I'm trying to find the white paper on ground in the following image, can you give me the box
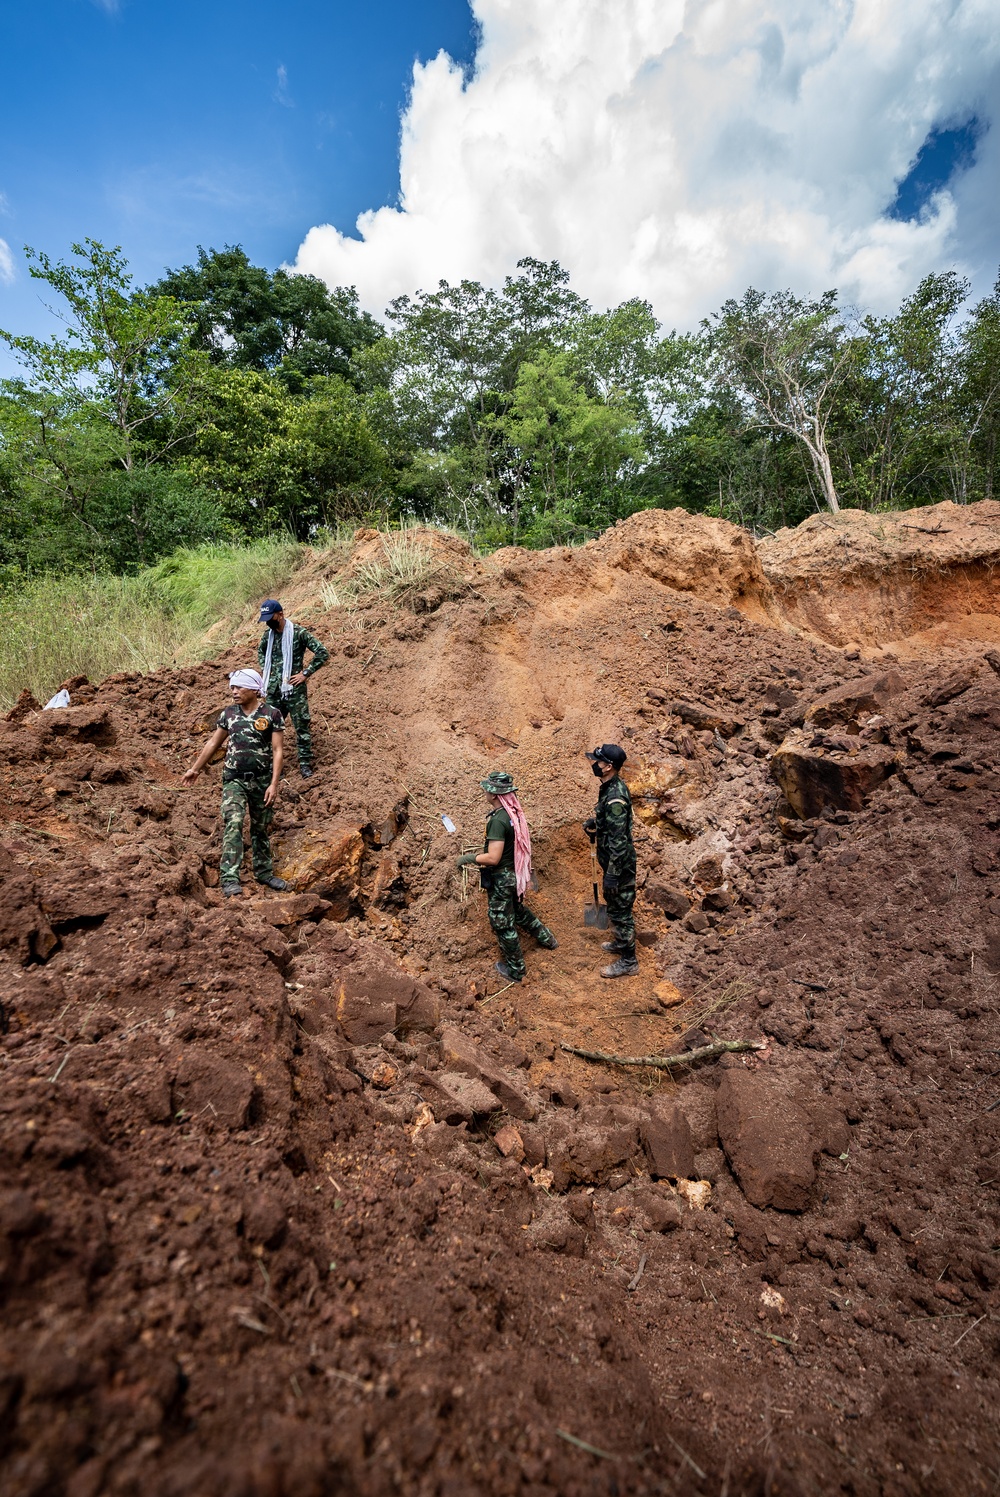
[441,815,456,834]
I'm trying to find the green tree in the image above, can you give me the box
[151,246,382,392]
[183,367,389,537]
[959,271,1000,503]
[0,240,221,570]
[490,350,645,543]
[833,272,970,509]
[708,289,853,512]
[1,239,198,472]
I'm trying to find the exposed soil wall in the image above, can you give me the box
[1,505,999,1496]
[759,500,1000,655]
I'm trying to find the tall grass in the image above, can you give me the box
[0,573,179,709]
[145,538,302,631]
[0,537,303,711]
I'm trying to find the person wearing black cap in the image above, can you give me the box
[584,744,638,977]
[257,600,329,778]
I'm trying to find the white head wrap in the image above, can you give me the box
[229,669,265,694]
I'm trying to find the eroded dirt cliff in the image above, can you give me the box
[1,505,999,1497]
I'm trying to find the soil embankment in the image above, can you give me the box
[1,504,999,1496]
[759,499,1000,657]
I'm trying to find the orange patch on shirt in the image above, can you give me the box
[253,718,270,731]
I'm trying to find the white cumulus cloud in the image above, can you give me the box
[294,0,1000,322]
[0,239,14,286]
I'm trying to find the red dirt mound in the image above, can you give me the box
[1,507,999,1496]
[760,499,1000,657]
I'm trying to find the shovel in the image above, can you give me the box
[584,835,610,929]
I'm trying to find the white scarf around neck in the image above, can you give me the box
[262,618,295,698]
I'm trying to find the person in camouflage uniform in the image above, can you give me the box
[182,669,289,897]
[257,600,330,778]
[584,744,638,978]
[457,771,557,984]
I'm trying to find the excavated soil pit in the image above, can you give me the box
[1,504,1000,1496]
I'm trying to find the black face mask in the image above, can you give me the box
[592,762,608,778]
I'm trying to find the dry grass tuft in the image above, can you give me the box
[350,529,466,609]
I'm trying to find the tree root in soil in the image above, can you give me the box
[560,1037,765,1069]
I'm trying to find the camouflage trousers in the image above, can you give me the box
[267,687,313,770]
[603,859,636,959]
[485,869,554,981]
[220,777,274,884]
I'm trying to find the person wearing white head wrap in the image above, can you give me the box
[228,668,266,694]
[182,671,290,897]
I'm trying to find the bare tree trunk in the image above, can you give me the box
[811,440,840,513]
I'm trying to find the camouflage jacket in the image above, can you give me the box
[258,623,330,699]
[595,775,634,876]
[216,703,284,783]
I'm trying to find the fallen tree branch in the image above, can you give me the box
[560,1038,765,1070]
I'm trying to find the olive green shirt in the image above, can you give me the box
[484,808,516,870]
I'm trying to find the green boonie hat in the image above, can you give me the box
[480,770,517,796]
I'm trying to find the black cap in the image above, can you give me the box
[586,743,627,769]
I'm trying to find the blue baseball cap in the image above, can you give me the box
[258,599,283,621]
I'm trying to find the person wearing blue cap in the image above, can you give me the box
[257,601,329,778]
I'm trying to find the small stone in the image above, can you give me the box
[494,1124,525,1162]
[683,909,711,934]
[760,1284,787,1316]
[647,883,691,919]
[676,1179,712,1210]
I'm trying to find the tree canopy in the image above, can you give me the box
[0,237,997,575]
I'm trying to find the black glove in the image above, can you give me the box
[603,874,619,895]
[457,853,479,868]
[583,817,597,839]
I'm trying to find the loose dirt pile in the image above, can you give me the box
[2,504,999,1497]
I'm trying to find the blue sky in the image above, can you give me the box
[0,0,477,370]
[2,0,997,377]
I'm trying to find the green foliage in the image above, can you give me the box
[0,536,304,709]
[962,273,1000,501]
[151,245,383,391]
[489,349,645,544]
[0,570,180,710]
[143,536,302,630]
[182,367,390,537]
[0,239,199,471]
[2,236,1000,574]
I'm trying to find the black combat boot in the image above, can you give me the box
[495,961,523,984]
[601,954,639,978]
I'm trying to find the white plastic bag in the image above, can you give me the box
[42,688,70,710]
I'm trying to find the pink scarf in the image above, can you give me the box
[496,791,532,898]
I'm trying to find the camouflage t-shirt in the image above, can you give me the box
[595,775,635,876]
[216,703,284,783]
[257,622,330,699]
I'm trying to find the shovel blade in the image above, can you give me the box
[584,902,611,929]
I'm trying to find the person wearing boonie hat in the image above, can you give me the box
[583,744,638,977]
[257,600,330,779]
[457,770,558,984]
[181,669,289,897]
